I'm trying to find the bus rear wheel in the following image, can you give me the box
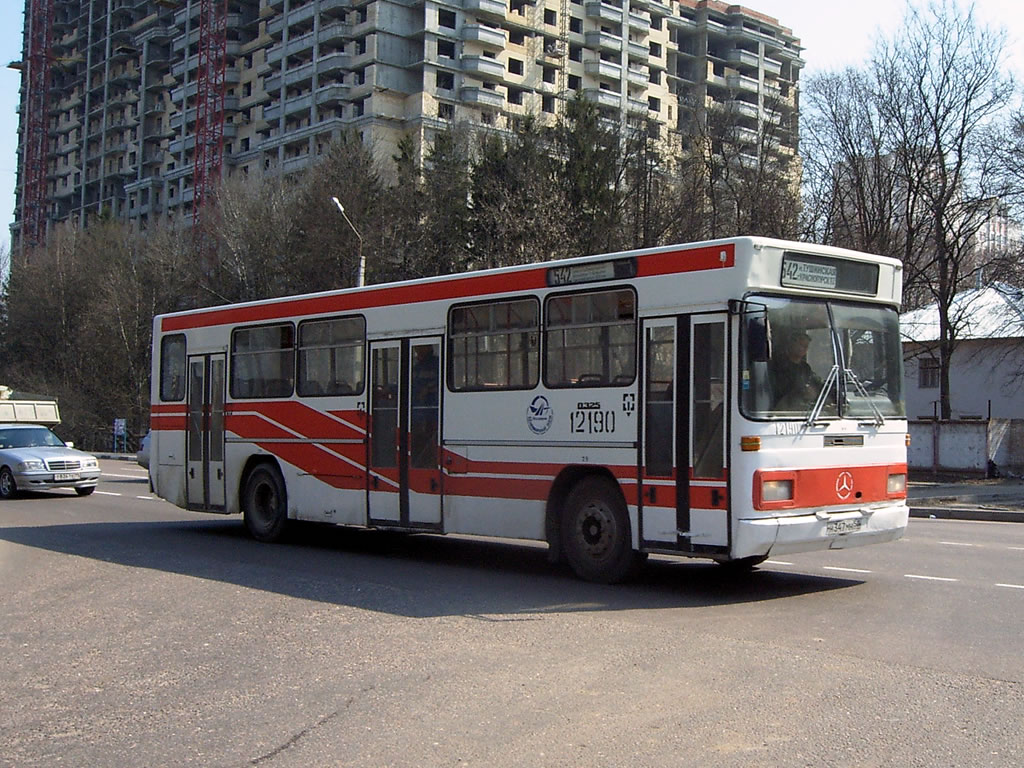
[561,476,639,583]
[243,463,288,542]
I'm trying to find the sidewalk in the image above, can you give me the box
[908,477,1024,522]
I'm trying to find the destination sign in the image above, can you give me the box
[780,252,879,295]
[547,258,637,287]
[781,259,837,289]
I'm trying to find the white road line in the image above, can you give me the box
[95,490,122,497]
[765,560,793,566]
[1009,547,1024,552]
[939,541,974,547]
[136,495,156,500]
[996,583,1024,590]
[822,566,873,574]
[905,574,959,582]
[101,472,148,480]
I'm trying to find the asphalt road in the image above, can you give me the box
[1,460,1021,767]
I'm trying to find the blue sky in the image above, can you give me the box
[0,1,1021,259]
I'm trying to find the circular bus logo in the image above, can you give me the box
[527,395,554,434]
[835,471,854,500]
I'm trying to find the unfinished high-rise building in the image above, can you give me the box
[13,0,801,250]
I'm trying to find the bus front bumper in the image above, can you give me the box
[733,502,909,559]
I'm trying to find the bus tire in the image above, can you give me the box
[0,467,17,499]
[243,463,288,542]
[561,476,638,583]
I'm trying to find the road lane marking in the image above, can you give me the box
[905,574,958,582]
[101,472,148,480]
[765,560,793,566]
[95,491,122,497]
[822,566,873,574]
[939,541,974,547]
[136,495,156,500]
[996,583,1024,590]
[1010,547,1024,552]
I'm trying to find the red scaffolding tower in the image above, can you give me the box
[21,0,55,250]
[192,0,228,224]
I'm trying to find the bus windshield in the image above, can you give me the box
[740,295,905,421]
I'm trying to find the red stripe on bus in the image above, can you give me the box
[753,463,907,510]
[226,401,366,439]
[636,243,735,276]
[151,415,186,431]
[159,244,735,332]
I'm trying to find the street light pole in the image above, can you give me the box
[330,196,365,287]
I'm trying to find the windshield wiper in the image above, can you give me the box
[805,364,839,426]
[843,368,886,426]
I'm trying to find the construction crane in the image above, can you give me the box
[20,0,55,251]
[192,0,229,225]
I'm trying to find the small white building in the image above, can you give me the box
[901,283,1024,420]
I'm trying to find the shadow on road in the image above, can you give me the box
[0,517,862,617]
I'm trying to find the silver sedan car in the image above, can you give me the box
[0,424,101,498]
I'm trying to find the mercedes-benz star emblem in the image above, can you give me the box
[835,470,854,500]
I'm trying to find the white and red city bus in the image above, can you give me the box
[149,237,909,582]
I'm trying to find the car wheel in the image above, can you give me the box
[0,467,17,499]
[75,486,96,497]
[560,476,640,583]
[243,463,288,542]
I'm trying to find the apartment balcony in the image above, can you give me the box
[264,93,314,121]
[627,9,650,33]
[626,64,648,86]
[726,73,759,94]
[315,83,350,106]
[725,99,759,120]
[585,1,623,25]
[627,40,648,60]
[585,30,622,53]
[726,48,759,70]
[583,87,621,109]
[267,31,317,66]
[584,58,622,81]
[462,55,504,81]
[763,57,783,77]
[460,86,504,109]
[319,20,351,46]
[462,24,507,51]
[464,0,507,21]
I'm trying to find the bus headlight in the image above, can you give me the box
[762,479,793,502]
[887,473,907,494]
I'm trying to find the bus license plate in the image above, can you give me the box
[54,472,80,481]
[827,517,863,536]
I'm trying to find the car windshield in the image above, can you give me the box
[740,295,905,421]
[0,427,66,449]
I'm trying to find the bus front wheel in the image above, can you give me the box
[243,463,288,542]
[561,476,639,583]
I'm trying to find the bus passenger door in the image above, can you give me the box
[367,338,443,529]
[687,314,729,550]
[639,318,679,547]
[368,341,402,524]
[407,339,442,527]
[186,353,226,511]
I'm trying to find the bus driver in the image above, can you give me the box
[770,329,823,410]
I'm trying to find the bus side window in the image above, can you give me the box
[160,334,187,401]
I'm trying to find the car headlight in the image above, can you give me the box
[83,457,99,469]
[18,460,45,472]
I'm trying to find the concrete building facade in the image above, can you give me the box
[14,0,801,248]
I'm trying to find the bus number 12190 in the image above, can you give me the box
[570,405,616,434]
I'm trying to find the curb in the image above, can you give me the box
[910,506,1024,523]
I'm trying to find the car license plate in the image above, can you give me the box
[53,472,80,481]
[827,517,863,536]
